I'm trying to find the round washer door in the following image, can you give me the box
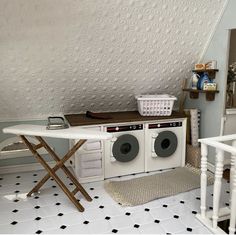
[112,134,139,162]
[154,131,177,157]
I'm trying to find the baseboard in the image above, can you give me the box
[0,161,70,174]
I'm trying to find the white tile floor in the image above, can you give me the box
[0,168,231,234]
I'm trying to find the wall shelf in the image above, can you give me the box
[192,69,219,72]
[183,88,219,101]
[184,68,219,101]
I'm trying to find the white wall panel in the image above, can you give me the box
[0,0,226,120]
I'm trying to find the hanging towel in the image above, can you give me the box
[190,109,199,147]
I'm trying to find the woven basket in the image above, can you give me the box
[186,144,201,168]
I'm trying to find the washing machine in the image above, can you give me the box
[145,119,186,172]
[104,123,145,178]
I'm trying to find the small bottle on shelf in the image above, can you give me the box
[191,73,200,90]
[197,72,212,90]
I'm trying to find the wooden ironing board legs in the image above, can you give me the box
[20,135,92,212]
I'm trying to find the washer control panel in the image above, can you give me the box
[148,122,182,129]
[107,124,143,132]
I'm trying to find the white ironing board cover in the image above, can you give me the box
[3,124,113,140]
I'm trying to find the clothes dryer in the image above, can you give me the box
[104,123,145,178]
[145,119,186,172]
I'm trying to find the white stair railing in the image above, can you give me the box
[197,135,236,234]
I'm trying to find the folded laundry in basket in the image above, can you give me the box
[80,152,102,162]
[80,168,103,178]
[81,160,102,169]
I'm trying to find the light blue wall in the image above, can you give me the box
[185,0,236,164]
[0,120,69,166]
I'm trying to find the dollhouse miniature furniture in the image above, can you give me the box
[197,134,236,234]
[65,111,186,182]
[2,124,112,212]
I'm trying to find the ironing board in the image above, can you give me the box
[2,124,112,212]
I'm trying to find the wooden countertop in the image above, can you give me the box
[64,111,186,126]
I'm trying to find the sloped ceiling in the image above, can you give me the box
[0,0,227,120]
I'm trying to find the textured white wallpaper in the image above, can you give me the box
[0,0,226,120]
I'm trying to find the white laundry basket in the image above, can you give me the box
[136,94,177,116]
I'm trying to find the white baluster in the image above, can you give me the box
[230,140,236,204]
[230,154,235,210]
[200,143,208,218]
[229,140,236,235]
[212,149,224,229]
